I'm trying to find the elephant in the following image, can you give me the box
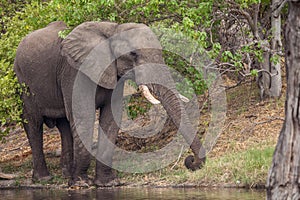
[14,21,206,186]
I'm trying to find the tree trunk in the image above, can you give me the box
[266,1,300,199]
[269,0,283,98]
[259,0,283,100]
[260,45,271,99]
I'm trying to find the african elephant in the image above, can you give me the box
[14,21,206,186]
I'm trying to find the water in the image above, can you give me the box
[0,188,265,200]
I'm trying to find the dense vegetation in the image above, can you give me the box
[0,0,285,139]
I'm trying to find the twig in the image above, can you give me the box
[230,7,260,39]
[215,61,279,90]
[171,145,184,170]
[223,78,254,90]
[241,116,284,134]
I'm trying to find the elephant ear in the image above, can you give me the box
[61,22,118,89]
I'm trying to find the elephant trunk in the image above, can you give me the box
[148,84,206,171]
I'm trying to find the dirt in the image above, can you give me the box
[0,78,285,189]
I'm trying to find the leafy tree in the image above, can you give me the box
[206,0,287,100]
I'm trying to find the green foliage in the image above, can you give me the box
[0,0,216,138]
[165,53,207,97]
[236,0,261,8]
[0,0,31,35]
[124,81,152,120]
[0,0,66,134]
[250,69,259,77]
[270,54,280,65]
[2,0,275,138]
[126,94,152,120]
[208,0,283,84]
[0,1,34,135]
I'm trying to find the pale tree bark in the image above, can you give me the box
[257,1,285,100]
[269,0,283,97]
[260,42,272,100]
[267,1,300,199]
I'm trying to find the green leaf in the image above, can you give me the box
[251,69,259,77]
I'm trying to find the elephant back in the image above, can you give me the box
[15,21,67,80]
[14,21,67,112]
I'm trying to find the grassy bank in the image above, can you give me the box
[0,141,276,188]
[120,145,274,188]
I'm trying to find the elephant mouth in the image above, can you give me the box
[139,85,190,104]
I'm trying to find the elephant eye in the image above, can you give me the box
[130,51,138,58]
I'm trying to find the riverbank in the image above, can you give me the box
[0,81,285,189]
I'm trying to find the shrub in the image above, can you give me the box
[0,0,214,138]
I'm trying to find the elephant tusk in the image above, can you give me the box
[139,85,161,104]
[178,94,190,103]
[139,85,190,104]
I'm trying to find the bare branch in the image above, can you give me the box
[272,0,288,16]
[230,8,260,39]
[253,3,260,39]
[216,62,279,90]
[171,145,184,170]
[241,116,284,134]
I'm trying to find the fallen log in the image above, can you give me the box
[0,172,17,180]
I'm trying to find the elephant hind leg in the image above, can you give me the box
[22,103,51,181]
[44,117,56,128]
[56,118,73,178]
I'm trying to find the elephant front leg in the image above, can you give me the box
[67,114,94,187]
[70,129,93,187]
[94,105,121,187]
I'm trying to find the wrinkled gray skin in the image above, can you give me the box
[14,21,205,187]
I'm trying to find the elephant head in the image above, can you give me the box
[61,22,205,171]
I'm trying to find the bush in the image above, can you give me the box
[0,0,31,35]
[0,0,214,138]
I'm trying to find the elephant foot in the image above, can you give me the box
[68,176,92,188]
[94,164,123,187]
[62,167,72,179]
[33,174,53,183]
[94,178,123,187]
